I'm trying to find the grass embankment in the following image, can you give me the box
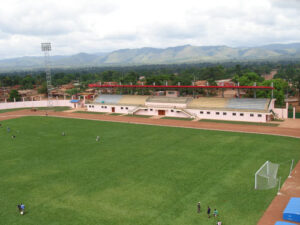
[199,119,279,127]
[73,111,107,115]
[0,106,71,113]
[161,117,194,121]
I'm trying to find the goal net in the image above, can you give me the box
[255,161,279,190]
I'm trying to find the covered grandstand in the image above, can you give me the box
[86,94,276,122]
[84,83,284,122]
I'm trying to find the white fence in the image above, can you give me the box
[273,108,288,119]
[0,100,73,110]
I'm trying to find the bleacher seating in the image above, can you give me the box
[93,95,122,104]
[118,95,149,105]
[147,96,191,104]
[188,97,228,109]
[92,95,270,112]
[227,98,269,111]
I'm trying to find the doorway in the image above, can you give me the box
[112,107,115,113]
[158,110,165,116]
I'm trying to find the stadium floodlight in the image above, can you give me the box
[41,42,53,107]
[255,161,279,190]
[41,43,51,51]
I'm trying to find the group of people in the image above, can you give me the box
[2,125,17,139]
[207,206,218,218]
[197,202,221,224]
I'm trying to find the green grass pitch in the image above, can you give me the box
[0,116,299,225]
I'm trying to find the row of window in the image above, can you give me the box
[89,105,131,110]
[170,110,181,113]
[199,111,262,117]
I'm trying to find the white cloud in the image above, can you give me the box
[0,0,299,59]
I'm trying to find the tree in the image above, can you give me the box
[123,71,139,84]
[66,88,80,96]
[237,72,263,86]
[21,75,34,89]
[9,89,21,101]
[38,83,48,94]
[257,79,288,107]
[235,64,242,77]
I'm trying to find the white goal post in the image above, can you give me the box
[255,161,279,190]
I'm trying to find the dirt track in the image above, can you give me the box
[1,109,300,224]
[1,109,300,138]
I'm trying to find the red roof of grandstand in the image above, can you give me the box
[88,84,274,89]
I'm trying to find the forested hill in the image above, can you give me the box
[1,43,300,71]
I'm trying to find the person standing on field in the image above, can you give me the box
[19,203,25,215]
[207,206,211,218]
[197,202,201,213]
[214,208,218,218]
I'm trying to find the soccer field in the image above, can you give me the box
[0,117,299,225]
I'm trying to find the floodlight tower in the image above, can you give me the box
[41,42,53,106]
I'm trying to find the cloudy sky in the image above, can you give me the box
[0,0,299,59]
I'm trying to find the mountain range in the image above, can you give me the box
[1,43,300,71]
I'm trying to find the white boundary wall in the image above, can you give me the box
[0,100,73,110]
[268,100,288,119]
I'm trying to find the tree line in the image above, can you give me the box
[0,61,299,106]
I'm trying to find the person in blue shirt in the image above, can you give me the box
[18,203,25,215]
[20,203,25,214]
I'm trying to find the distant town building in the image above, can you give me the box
[195,80,207,86]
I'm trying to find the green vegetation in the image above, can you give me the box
[233,72,288,106]
[161,117,194,121]
[0,108,29,113]
[37,82,47,94]
[124,114,152,118]
[288,111,300,119]
[0,107,71,113]
[199,119,279,127]
[66,88,80,96]
[288,105,300,119]
[0,61,299,103]
[36,107,71,112]
[8,89,21,102]
[73,111,107,115]
[0,116,298,225]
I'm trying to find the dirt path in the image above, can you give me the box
[279,119,300,129]
[1,109,300,138]
[262,69,278,80]
[258,161,300,225]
